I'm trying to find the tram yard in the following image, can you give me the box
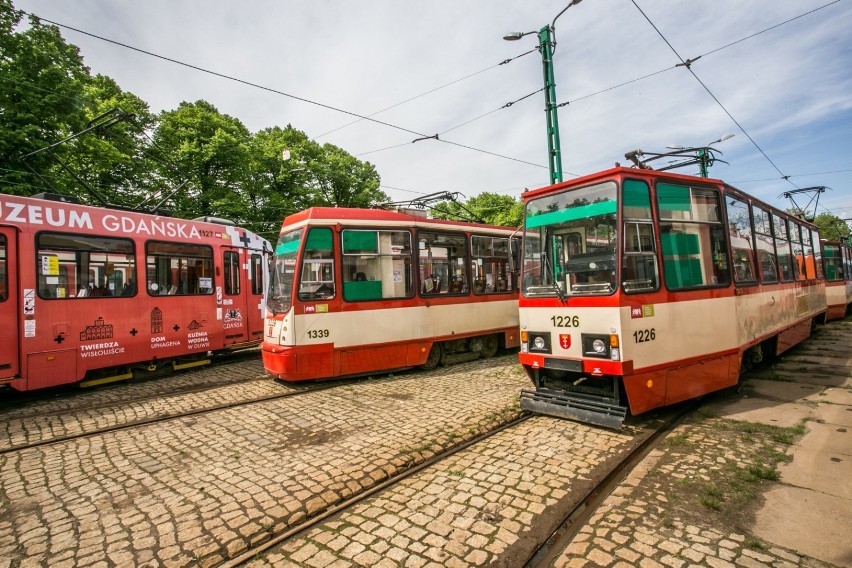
[0,318,849,567]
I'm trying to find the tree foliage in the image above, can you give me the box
[431,192,523,227]
[0,0,385,242]
[812,212,851,242]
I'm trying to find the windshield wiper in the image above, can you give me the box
[542,241,567,302]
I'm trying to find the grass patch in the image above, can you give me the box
[640,415,806,532]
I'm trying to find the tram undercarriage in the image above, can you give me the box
[519,366,628,429]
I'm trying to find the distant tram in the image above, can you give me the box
[262,207,520,381]
[516,167,826,428]
[822,238,852,320]
[0,193,270,391]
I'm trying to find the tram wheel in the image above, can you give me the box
[480,335,499,359]
[419,342,444,371]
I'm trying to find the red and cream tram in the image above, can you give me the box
[0,193,270,392]
[822,238,852,320]
[516,167,826,428]
[262,207,520,381]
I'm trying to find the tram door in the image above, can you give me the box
[0,227,19,381]
[220,246,265,346]
[221,247,248,346]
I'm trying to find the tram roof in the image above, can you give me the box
[281,207,519,234]
[520,167,818,229]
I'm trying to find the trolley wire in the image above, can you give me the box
[23,12,548,173]
[357,2,840,161]
[8,5,847,204]
[626,0,841,191]
[315,49,536,140]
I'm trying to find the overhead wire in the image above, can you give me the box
[8,5,847,205]
[25,12,548,174]
[315,49,536,140]
[627,0,838,190]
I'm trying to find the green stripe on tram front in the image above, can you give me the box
[526,200,616,229]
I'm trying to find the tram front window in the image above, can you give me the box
[267,229,303,314]
[522,181,618,297]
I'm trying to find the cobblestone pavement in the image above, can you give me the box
[0,355,528,567]
[551,423,837,568]
[0,357,285,450]
[550,319,851,568]
[244,416,643,568]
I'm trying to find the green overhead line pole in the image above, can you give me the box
[505,1,581,186]
[538,24,563,185]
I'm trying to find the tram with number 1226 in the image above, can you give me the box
[262,207,521,380]
[516,167,826,429]
[0,192,271,392]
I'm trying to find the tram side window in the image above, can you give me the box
[788,220,805,281]
[823,244,843,281]
[0,235,6,302]
[812,230,824,279]
[299,227,335,301]
[341,229,412,301]
[418,231,469,295]
[36,233,135,299]
[752,207,778,283]
[656,184,730,290]
[470,235,515,294]
[772,214,794,282]
[800,226,815,279]
[726,196,758,285]
[146,242,213,296]
[223,251,240,295]
[250,253,264,295]
[621,179,659,293]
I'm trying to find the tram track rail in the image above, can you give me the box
[522,403,696,567]
[0,375,352,455]
[0,349,263,417]
[220,413,534,568]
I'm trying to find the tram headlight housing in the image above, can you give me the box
[526,332,551,354]
[581,333,612,359]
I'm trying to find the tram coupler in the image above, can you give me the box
[519,386,627,430]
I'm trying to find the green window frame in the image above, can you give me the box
[656,183,730,290]
[341,229,413,301]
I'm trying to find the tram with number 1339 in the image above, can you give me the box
[262,207,521,381]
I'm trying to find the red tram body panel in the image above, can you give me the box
[517,168,827,428]
[0,193,270,391]
[821,239,852,321]
[262,207,520,381]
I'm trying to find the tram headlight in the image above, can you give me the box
[581,333,611,359]
[527,333,551,354]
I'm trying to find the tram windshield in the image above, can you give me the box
[522,181,618,297]
[267,228,303,314]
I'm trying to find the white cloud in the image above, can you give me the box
[14,0,852,220]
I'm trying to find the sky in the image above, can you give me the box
[12,0,852,224]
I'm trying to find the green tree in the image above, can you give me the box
[244,125,316,240]
[432,192,523,227]
[152,100,252,220]
[813,212,851,242]
[301,143,385,209]
[0,2,90,195]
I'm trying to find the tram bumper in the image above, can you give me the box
[520,387,627,430]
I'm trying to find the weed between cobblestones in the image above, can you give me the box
[649,412,805,533]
